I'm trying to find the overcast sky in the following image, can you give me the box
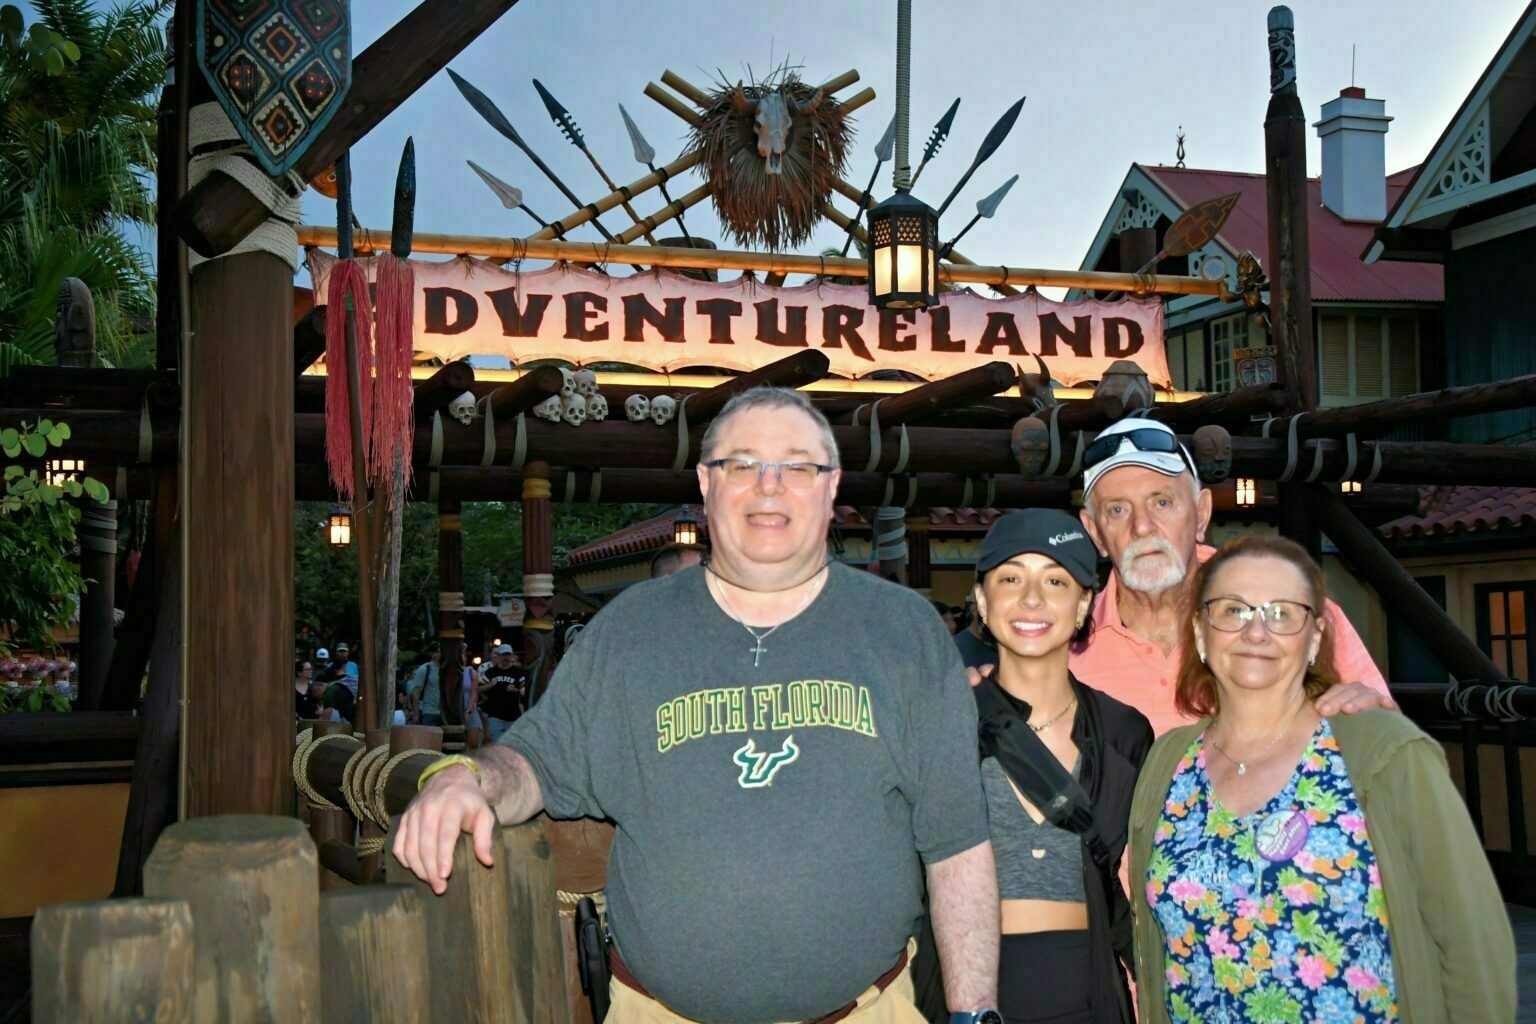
[36,0,1534,280]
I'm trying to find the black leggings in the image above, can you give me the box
[997,930,1092,1024]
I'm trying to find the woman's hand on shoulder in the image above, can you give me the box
[1315,681,1397,717]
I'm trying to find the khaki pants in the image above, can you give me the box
[607,939,925,1024]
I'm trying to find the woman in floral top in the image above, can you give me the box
[1127,535,1514,1023]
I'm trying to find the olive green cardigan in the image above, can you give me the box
[1128,709,1515,1023]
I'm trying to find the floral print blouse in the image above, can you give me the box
[1147,718,1398,1023]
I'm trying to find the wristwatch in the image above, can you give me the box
[949,1011,1002,1024]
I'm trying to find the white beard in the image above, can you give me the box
[1116,537,1189,596]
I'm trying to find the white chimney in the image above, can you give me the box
[1314,86,1392,222]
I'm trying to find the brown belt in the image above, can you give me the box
[609,944,911,1024]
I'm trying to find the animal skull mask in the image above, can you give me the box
[562,394,587,427]
[733,82,824,175]
[650,394,677,426]
[559,368,577,398]
[625,395,650,422]
[587,394,609,421]
[534,395,564,422]
[448,391,477,426]
[573,369,598,397]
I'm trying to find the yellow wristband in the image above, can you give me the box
[417,754,482,792]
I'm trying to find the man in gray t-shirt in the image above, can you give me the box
[393,387,1000,1024]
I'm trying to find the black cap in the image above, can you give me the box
[975,509,1099,588]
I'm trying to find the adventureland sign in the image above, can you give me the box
[308,251,1170,388]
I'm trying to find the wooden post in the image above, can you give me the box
[907,515,932,595]
[358,728,392,883]
[384,823,519,1024]
[522,462,555,639]
[184,249,294,816]
[31,898,194,1024]
[113,483,182,897]
[75,499,117,711]
[1300,483,1507,683]
[143,816,321,1023]
[836,362,1018,427]
[302,721,354,891]
[499,820,567,1024]
[438,499,466,726]
[874,507,908,586]
[413,361,477,413]
[319,886,431,1022]
[1264,7,1321,549]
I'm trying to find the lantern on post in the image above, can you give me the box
[867,189,940,309]
[327,507,352,547]
[1235,478,1257,508]
[673,509,700,547]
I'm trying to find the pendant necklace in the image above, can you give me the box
[1207,702,1305,776]
[707,563,827,668]
[1029,696,1077,734]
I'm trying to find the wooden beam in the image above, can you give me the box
[1301,483,1508,683]
[682,350,831,424]
[173,0,525,257]
[1150,383,1290,429]
[296,226,1226,297]
[486,366,565,419]
[411,360,477,413]
[1285,373,1536,439]
[836,362,1018,426]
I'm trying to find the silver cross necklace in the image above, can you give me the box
[707,563,828,667]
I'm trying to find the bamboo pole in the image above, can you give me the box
[525,150,704,242]
[615,183,713,244]
[294,227,1225,297]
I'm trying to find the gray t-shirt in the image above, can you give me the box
[501,562,988,1024]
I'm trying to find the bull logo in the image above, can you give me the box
[732,83,823,175]
[732,735,800,789]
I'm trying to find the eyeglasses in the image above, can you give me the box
[1202,598,1316,636]
[706,457,834,490]
[1083,427,1196,476]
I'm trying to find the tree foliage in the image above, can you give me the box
[0,0,166,372]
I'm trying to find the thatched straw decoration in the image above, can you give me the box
[689,73,852,251]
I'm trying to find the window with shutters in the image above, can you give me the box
[1317,311,1420,406]
[1165,326,1206,391]
[1476,582,1533,683]
[1208,313,1245,393]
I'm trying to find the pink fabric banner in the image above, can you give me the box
[307,251,1169,388]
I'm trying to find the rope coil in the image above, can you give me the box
[187,103,304,270]
[372,749,441,826]
[291,729,356,812]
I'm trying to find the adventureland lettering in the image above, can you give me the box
[655,680,877,753]
[307,250,1170,388]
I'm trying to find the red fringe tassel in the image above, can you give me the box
[370,253,416,489]
[324,259,374,501]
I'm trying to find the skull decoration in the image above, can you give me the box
[733,82,824,175]
[448,391,477,426]
[650,394,677,426]
[534,395,564,422]
[562,394,587,427]
[559,367,577,398]
[573,369,598,397]
[625,394,651,422]
[587,393,609,421]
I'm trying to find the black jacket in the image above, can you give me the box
[1060,674,1154,1024]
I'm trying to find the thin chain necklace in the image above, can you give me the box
[1207,702,1305,776]
[707,563,828,668]
[1028,696,1077,733]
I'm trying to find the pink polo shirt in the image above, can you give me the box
[1069,544,1388,737]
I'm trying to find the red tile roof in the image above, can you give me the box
[1379,486,1536,539]
[1140,165,1444,303]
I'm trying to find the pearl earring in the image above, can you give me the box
[1309,652,1317,667]
[1197,648,1207,664]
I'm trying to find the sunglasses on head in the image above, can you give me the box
[1083,427,1196,475]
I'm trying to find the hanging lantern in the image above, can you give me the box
[327,507,352,547]
[867,189,940,310]
[45,458,85,487]
[674,509,700,546]
[1235,478,1257,508]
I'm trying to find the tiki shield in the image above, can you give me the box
[196,0,350,176]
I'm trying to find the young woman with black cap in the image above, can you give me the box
[971,508,1152,1024]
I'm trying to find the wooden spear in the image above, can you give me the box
[908,98,959,189]
[335,152,378,730]
[619,103,695,246]
[839,114,896,257]
[535,79,658,243]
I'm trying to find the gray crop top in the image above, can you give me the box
[981,755,1086,902]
